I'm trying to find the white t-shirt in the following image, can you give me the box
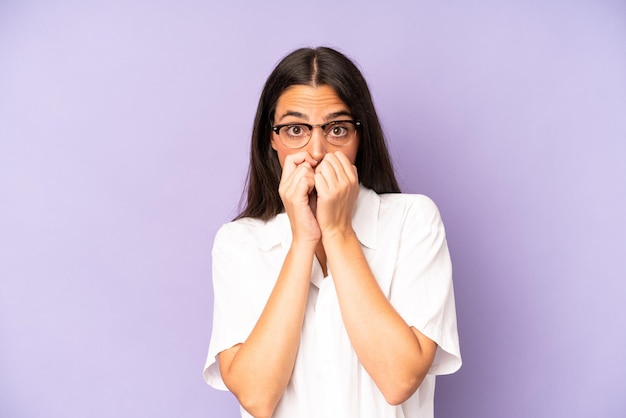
[204,185,461,418]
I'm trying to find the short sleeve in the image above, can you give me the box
[389,195,461,375]
[203,223,261,390]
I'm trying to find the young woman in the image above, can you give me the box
[204,47,461,418]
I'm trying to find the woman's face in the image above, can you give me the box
[270,84,359,166]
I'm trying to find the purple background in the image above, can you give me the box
[1,1,625,417]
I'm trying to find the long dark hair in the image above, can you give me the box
[236,46,400,220]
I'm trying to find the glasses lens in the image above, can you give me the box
[324,121,357,146]
[279,124,311,148]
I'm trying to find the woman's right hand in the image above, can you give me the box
[219,152,320,418]
[278,151,321,245]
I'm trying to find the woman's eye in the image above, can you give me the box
[286,125,305,136]
[329,124,348,137]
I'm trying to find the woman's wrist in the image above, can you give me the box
[321,226,357,248]
[289,238,318,255]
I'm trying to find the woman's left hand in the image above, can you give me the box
[313,151,359,239]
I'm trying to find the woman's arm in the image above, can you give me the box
[218,241,315,418]
[315,152,437,405]
[324,233,437,404]
[218,152,321,418]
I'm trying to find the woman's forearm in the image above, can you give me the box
[323,230,437,405]
[219,241,315,417]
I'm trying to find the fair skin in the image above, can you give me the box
[217,84,437,418]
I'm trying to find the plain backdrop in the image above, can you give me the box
[1,1,625,417]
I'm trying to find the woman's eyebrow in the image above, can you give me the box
[276,111,308,122]
[324,110,352,121]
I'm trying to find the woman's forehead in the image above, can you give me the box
[275,85,349,121]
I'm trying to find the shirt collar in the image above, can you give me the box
[352,184,379,250]
[250,184,379,251]
[249,213,291,251]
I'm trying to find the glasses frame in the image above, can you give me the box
[271,120,361,149]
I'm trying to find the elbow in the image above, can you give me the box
[382,387,415,406]
[381,373,426,406]
[236,392,280,418]
[222,369,282,417]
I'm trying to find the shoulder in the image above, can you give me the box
[378,192,439,211]
[213,213,290,251]
[377,192,443,226]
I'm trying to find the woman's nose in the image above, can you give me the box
[307,128,327,162]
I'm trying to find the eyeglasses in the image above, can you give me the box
[271,120,361,149]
